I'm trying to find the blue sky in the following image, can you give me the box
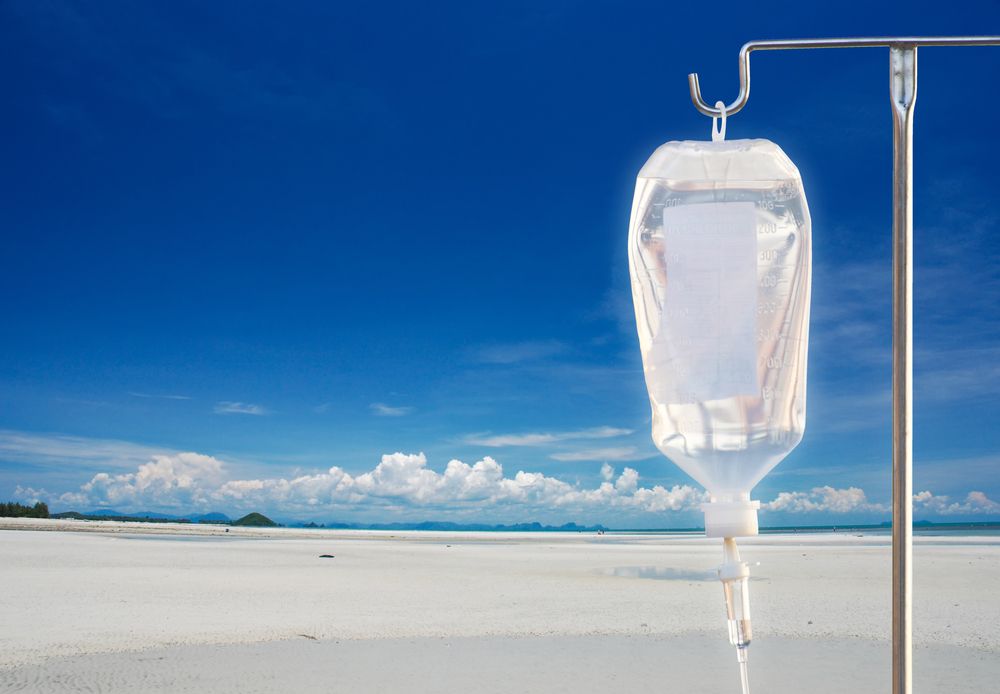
[2,0,999,526]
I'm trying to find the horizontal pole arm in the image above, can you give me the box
[689,36,1000,117]
[746,36,1000,51]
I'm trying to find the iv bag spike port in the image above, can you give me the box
[687,36,1000,118]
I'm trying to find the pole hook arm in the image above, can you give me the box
[688,42,753,118]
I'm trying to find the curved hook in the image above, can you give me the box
[688,43,754,117]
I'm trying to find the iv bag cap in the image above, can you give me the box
[637,139,802,184]
[702,499,761,538]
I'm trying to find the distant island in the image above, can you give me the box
[0,504,603,532]
[49,510,279,527]
[49,510,239,524]
[0,503,280,528]
[232,512,278,527]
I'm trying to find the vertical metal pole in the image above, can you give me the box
[890,44,916,694]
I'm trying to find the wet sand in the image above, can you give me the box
[1,520,997,692]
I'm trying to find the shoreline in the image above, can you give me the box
[2,516,999,544]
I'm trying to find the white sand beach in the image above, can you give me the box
[1,519,997,693]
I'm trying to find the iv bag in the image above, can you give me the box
[628,139,812,536]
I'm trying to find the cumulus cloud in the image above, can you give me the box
[214,401,267,416]
[370,403,413,416]
[17,451,706,517]
[17,452,226,510]
[913,490,1000,515]
[465,426,632,447]
[763,486,888,514]
[13,444,999,522]
[215,455,706,514]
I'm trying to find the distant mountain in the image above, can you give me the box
[56,509,598,531]
[76,510,231,522]
[85,509,179,520]
[52,511,87,520]
[192,512,231,523]
[53,511,191,523]
[232,512,278,527]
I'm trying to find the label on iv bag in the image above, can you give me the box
[653,202,759,403]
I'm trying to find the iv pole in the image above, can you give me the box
[688,36,1000,694]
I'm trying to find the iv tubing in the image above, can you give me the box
[720,537,752,693]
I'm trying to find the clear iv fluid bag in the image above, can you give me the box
[628,140,812,503]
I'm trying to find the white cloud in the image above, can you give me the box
[468,432,559,447]
[471,340,566,364]
[370,403,413,417]
[0,430,174,473]
[18,452,226,510]
[549,447,652,462]
[214,401,267,416]
[913,490,1000,515]
[763,486,888,514]
[12,440,998,522]
[129,392,192,400]
[17,450,706,517]
[211,456,706,515]
[465,426,632,447]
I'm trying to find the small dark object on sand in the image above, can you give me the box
[319,554,335,558]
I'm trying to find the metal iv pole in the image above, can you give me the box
[687,36,1000,694]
